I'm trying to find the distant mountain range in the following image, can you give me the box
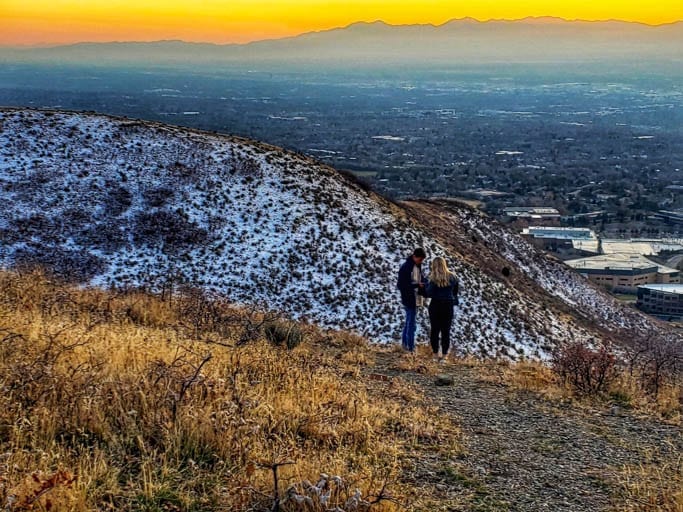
[2,18,682,67]
[0,108,669,358]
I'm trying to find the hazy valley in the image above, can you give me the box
[2,20,681,230]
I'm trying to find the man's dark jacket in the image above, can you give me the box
[397,256,424,308]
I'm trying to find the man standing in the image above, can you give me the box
[397,248,427,352]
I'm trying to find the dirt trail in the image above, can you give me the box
[370,349,682,511]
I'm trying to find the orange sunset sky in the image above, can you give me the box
[1,0,682,46]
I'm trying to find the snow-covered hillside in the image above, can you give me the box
[0,109,665,358]
[408,200,657,336]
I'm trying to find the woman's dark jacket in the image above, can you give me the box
[426,276,459,305]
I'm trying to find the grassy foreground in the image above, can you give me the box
[0,271,460,511]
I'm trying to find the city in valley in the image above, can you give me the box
[3,50,682,320]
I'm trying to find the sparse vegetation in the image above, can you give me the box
[616,451,683,512]
[0,270,460,511]
[467,352,681,511]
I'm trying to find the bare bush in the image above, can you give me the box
[627,335,683,399]
[552,342,617,396]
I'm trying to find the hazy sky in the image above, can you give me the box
[2,0,682,45]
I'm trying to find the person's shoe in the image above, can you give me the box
[439,356,447,364]
[432,354,440,362]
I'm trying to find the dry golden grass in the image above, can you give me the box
[609,374,682,423]
[477,360,574,401]
[616,449,683,512]
[0,271,460,511]
[388,345,439,375]
[478,359,682,424]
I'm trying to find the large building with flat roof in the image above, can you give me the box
[566,254,680,293]
[522,227,599,253]
[502,207,561,226]
[600,238,683,256]
[503,207,560,219]
[637,284,683,320]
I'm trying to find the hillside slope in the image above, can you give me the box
[0,108,670,357]
[0,270,461,511]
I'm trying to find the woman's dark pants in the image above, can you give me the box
[428,300,453,355]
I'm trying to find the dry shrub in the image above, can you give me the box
[0,270,460,511]
[264,320,304,349]
[326,331,368,350]
[552,342,617,396]
[626,335,683,400]
[479,350,680,423]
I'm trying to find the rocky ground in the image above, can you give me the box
[369,347,682,511]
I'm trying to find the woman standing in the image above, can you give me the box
[426,257,459,362]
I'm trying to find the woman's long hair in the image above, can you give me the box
[429,257,455,287]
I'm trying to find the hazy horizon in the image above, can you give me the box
[0,17,680,48]
[2,0,683,46]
